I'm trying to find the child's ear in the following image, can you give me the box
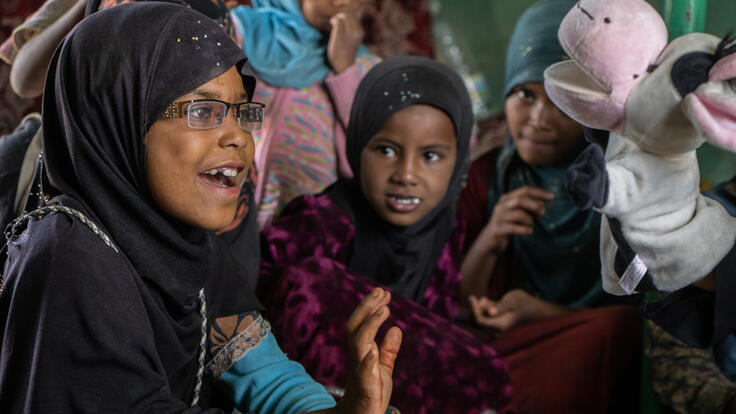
[544,61,627,133]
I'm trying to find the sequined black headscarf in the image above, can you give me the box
[327,56,472,302]
[43,1,259,307]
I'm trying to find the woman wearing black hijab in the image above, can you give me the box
[0,3,401,413]
[258,56,512,413]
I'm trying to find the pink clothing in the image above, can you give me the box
[252,55,378,229]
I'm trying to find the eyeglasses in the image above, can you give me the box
[161,99,265,131]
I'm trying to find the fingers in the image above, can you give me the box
[479,311,516,332]
[379,326,402,371]
[498,187,553,216]
[353,304,390,360]
[378,326,401,408]
[347,288,390,337]
[355,344,380,403]
[469,295,516,331]
[330,11,360,33]
[492,209,535,237]
[329,13,344,31]
[469,295,498,326]
[514,186,555,201]
[357,345,380,380]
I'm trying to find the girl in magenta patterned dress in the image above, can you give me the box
[258,56,512,414]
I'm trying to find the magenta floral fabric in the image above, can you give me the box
[258,194,512,413]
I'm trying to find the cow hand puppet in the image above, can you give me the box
[543,0,736,295]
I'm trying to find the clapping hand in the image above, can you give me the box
[336,287,402,414]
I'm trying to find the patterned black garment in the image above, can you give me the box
[0,3,262,412]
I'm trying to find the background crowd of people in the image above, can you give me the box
[0,0,735,413]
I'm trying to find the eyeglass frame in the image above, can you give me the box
[160,98,265,131]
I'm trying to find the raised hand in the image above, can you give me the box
[336,287,402,414]
[461,186,553,299]
[484,186,554,253]
[327,10,365,74]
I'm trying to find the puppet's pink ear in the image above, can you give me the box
[709,48,736,82]
[682,47,736,152]
[544,61,627,132]
[684,82,736,152]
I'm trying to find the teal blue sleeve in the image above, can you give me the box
[220,332,336,414]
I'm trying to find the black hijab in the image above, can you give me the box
[42,1,261,320]
[86,0,235,40]
[327,56,472,302]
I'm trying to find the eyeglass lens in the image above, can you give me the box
[185,101,263,131]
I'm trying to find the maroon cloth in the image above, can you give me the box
[259,194,512,414]
[362,0,433,58]
[459,152,643,413]
[484,307,642,413]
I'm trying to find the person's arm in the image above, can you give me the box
[10,0,86,98]
[326,10,364,75]
[220,332,338,413]
[324,65,362,178]
[220,288,402,414]
[460,186,553,300]
[324,9,367,178]
[460,224,503,300]
[468,289,572,332]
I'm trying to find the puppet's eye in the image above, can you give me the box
[604,17,611,23]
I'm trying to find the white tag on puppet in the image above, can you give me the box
[619,254,648,295]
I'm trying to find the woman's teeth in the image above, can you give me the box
[202,167,238,188]
[203,167,238,177]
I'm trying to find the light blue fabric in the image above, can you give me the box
[221,332,336,413]
[230,0,368,89]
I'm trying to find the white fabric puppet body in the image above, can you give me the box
[544,0,736,295]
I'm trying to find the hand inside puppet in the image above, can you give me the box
[543,0,736,295]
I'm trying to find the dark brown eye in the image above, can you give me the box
[424,151,441,162]
[604,17,611,23]
[517,88,535,102]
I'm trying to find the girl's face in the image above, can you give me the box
[360,104,457,227]
[145,66,255,230]
[300,0,366,32]
[505,82,584,166]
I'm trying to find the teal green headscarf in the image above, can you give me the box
[492,0,606,307]
[504,0,574,97]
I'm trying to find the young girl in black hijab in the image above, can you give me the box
[259,56,511,413]
[0,3,401,413]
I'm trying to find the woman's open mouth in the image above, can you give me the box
[198,165,243,198]
[200,167,239,188]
